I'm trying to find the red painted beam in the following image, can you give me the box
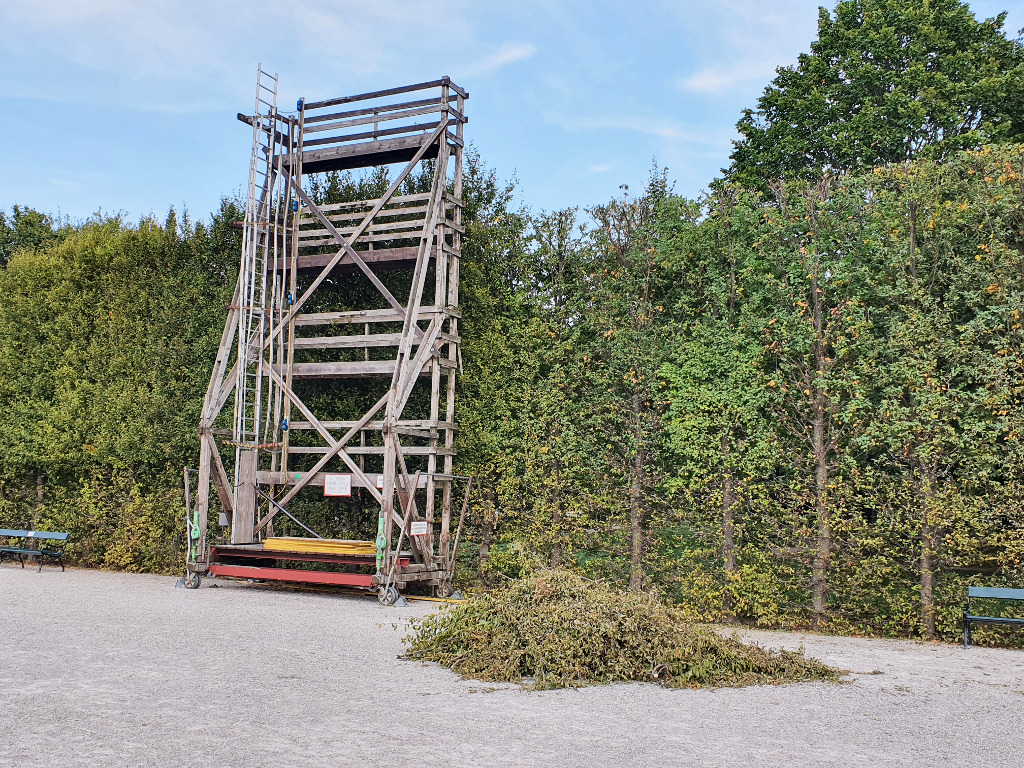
[209,547,408,568]
[208,563,375,587]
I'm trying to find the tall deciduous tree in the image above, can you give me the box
[586,172,674,590]
[660,188,778,617]
[729,0,1024,189]
[754,177,875,629]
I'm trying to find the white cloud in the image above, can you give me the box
[665,0,818,98]
[680,59,781,94]
[546,113,729,147]
[460,42,536,78]
[589,163,613,173]
[0,0,471,109]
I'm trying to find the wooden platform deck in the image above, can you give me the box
[290,134,442,174]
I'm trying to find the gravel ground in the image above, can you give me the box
[1,567,1022,767]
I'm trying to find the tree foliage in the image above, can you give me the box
[729,0,1024,188]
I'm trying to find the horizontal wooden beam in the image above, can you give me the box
[270,358,454,379]
[257,471,432,489]
[293,332,405,350]
[309,192,430,213]
[292,331,458,350]
[209,563,375,588]
[287,419,457,430]
[293,306,460,326]
[298,203,428,228]
[302,77,466,111]
[287,134,439,174]
[276,246,429,272]
[303,95,458,125]
[297,221,427,242]
[288,445,457,456]
[302,120,442,149]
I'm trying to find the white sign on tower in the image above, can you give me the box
[323,473,353,497]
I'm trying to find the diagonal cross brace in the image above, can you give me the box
[262,119,449,352]
[253,368,404,535]
[273,389,390,507]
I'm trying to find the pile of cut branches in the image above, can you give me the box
[403,570,842,690]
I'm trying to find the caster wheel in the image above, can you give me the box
[435,581,455,599]
[378,585,400,606]
[183,571,202,590]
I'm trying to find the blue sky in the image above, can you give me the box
[1,0,1022,221]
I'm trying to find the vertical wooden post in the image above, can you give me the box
[195,430,213,557]
[440,90,465,563]
[233,449,259,544]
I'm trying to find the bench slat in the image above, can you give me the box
[968,586,1024,600]
[0,529,69,541]
[965,615,1024,625]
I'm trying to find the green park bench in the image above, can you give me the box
[963,586,1024,647]
[0,529,69,572]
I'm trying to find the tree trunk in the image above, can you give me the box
[551,455,563,568]
[809,269,831,631]
[721,434,737,618]
[628,393,646,591]
[919,462,939,640]
[810,411,831,630]
[478,482,496,577]
[33,470,45,528]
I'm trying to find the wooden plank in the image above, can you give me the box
[302,121,445,149]
[200,284,240,426]
[194,431,213,556]
[310,192,430,213]
[288,419,457,430]
[441,90,466,535]
[297,216,428,240]
[288,446,456,456]
[278,246,429,273]
[304,104,441,133]
[282,109,304,479]
[233,449,258,544]
[208,563,374,588]
[293,306,458,326]
[289,134,434,173]
[297,230,427,248]
[446,476,472,574]
[277,360,394,378]
[295,237,426,254]
[272,357,454,379]
[291,331,456,350]
[257,471,429,489]
[303,96,457,125]
[303,78,453,110]
[292,332,405,349]
[298,203,428,230]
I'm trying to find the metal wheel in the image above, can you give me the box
[378,585,400,606]
[183,571,202,590]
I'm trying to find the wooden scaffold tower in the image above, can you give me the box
[182,67,471,603]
